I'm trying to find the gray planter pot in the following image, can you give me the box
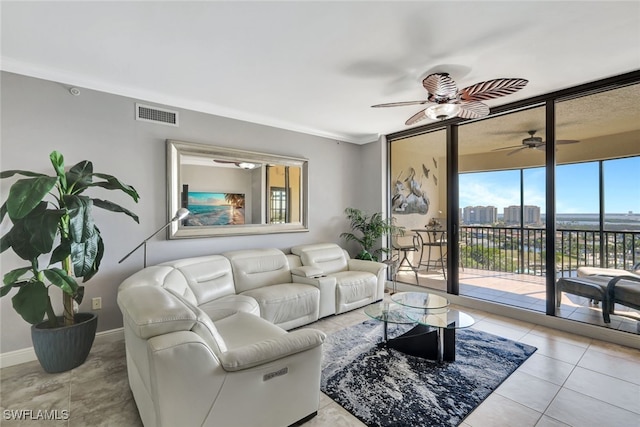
[31,312,98,373]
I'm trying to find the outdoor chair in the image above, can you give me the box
[391,233,420,284]
[557,264,640,323]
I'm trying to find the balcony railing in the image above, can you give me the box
[459,226,640,277]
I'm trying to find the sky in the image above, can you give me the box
[459,156,640,215]
[188,192,228,206]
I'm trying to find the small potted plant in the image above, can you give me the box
[1,151,139,372]
[340,207,403,261]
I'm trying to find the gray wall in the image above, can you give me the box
[0,72,382,353]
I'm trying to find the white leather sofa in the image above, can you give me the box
[118,249,326,427]
[117,245,385,427]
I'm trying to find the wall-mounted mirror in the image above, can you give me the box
[167,140,308,238]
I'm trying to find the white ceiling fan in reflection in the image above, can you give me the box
[493,130,580,156]
[213,159,258,169]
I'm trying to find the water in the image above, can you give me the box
[185,204,232,226]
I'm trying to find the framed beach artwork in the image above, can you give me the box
[185,191,246,226]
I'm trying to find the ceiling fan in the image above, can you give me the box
[372,72,528,125]
[213,159,258,169]
[493,130,580,156]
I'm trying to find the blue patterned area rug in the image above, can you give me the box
[321,320,536,427]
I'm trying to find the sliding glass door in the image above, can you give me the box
[457,106,547,312]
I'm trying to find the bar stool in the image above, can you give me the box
[390,233,420,284]
[415,228,447,279]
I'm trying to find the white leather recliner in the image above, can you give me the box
[291,243,387,315]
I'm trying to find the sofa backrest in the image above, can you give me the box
[119,255,236,309]
[223,248,293,293]
[117,285,228,356]
[160,255,236,306]
[291,243,349,274]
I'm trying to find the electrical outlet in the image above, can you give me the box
[92,297,102,310]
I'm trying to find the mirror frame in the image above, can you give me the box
[167,139,309,238]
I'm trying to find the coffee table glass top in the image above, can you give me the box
[364,302,417,324]
[408,309,475,330]
[391,291,449,310]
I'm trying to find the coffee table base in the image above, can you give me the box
[382,324,456,362]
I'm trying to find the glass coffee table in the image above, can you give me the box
[366,291,473,362]
[391,291,450,312]
[408,309,475,362]
[364,302,418,342]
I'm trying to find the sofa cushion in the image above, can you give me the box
[119,266,198,306]
[224,248,293,293]
[241,283,319,328]
[199,294,260,321]
[161,255,236,306]
[332,270,377,308]
[291,243,349,274]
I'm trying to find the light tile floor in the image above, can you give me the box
[1,298,639,427]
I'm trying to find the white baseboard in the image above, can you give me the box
[0,327,124,369]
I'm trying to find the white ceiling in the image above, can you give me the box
[2,1,639,144]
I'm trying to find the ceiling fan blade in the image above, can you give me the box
[491,144,525,152]
[459,78,528,102]
[422,73,458,98]
[556,139,580,145]
[457,101,490,119]
[371,100,428,108]
[506,146,529,156]
[405,109,428,126]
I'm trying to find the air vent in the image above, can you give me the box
[135,103,179,127]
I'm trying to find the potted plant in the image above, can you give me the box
[1,151,139,372]
[340,207,403,261]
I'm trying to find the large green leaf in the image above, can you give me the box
[49,151,67,191]
[50,241,71,266]
[1,282,16,297]
[92,199,140,223]
[11,281,48,325]
[0,170,48,179]
[0,201,7,223]
[43,268,78,297]
[6,176,57,220]
[3,267,32,286]
[0,232,10,254]
[23,206,66,254]
[65,160,93,194]
[4,221,42,260]
[91,173,140,202]
[74,285,85,305]
[82,234,104,282]
[64,195,95,242]
[70,232,100,277]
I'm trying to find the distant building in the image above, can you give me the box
[504,205,541,226]
[462,206,497,224]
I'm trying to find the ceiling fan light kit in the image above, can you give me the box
[373,72,528,125]
[425,103,461,120]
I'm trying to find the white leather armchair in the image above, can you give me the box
[117,285,325,427]
[291,243,387,315]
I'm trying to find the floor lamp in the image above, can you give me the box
[119,208,190,268]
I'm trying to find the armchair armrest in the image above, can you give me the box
[291,266,325,278]
[347,259,387,275]
[606,275,640,286]
[219,329,326,372]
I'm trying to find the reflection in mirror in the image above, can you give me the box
[167,140,308,238]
